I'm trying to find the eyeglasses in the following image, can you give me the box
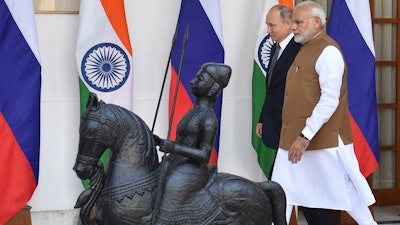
[291,16,316,26]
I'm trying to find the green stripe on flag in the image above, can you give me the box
[78,78,110,188]
[251,0,279,179]
[79,79,90,115]
[251,61,277,179]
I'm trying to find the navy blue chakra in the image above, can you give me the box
[81,43,130,92]
[257,34,274,73]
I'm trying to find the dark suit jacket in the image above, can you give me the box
[259,38,301,149]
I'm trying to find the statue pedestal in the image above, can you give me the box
[5,205,32,225]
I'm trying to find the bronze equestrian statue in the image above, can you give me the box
[73,63,287,225]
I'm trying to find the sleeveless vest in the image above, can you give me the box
[279,32,353,150]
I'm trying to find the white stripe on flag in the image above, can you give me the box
[5,0,40,61]
[200,0,224,45]
[345,0,375,56]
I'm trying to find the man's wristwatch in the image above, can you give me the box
[299,133,310,141]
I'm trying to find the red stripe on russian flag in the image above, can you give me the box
[168,67,194,141]
[0,113,37,224]
[349,113,379,177]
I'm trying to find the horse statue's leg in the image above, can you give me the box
[258,181,287,225]
[74,162,105,225]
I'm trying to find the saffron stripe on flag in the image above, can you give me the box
[100,0,132,55]
[169,0,224,164]
[279,0,294,8]
[0,0,41,223]
[328,0,379,177]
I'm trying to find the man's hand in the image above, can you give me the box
[256,123,263,138]
[288,136,309,163]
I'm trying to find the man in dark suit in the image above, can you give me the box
[256,4,301,179]
[255,4,336,225]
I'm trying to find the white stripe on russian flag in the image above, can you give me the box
[345,0,375,56]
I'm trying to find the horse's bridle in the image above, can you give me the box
[76,102,125,168]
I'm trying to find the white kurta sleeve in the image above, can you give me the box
[301,45,345,139]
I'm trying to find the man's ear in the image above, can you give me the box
[208,83,220,96]
[313,16,322,28]
[285,19,292,28]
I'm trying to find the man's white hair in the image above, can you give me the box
[296,0,326,28]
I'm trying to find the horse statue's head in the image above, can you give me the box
[73,93,126,180]
[73,93,162,225]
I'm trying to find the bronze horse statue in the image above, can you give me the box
[73,93,287,225]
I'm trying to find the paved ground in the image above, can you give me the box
[296,205,400,225]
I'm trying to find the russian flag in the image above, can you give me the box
[0,0,41,223]
[169,0,224,164]
[328,0,379,177]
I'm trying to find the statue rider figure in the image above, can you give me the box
[155,63,232,225]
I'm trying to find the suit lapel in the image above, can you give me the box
[268,38,298,88]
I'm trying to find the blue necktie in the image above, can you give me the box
[268,43,280,87]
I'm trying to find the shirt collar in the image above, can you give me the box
[278,33,294,50]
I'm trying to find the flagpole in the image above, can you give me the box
[150,25,189,225]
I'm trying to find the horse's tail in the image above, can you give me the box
[258,181,287,225]
[74,162,105,225]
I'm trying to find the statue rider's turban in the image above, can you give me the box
[202,63,231,89]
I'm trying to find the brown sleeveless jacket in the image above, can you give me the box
[279,32,353,150]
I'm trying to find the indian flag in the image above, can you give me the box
[76,0,133,187]
[76,0,133,112]
[251,0,293,178]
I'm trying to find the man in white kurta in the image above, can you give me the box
[271,1,377,225]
